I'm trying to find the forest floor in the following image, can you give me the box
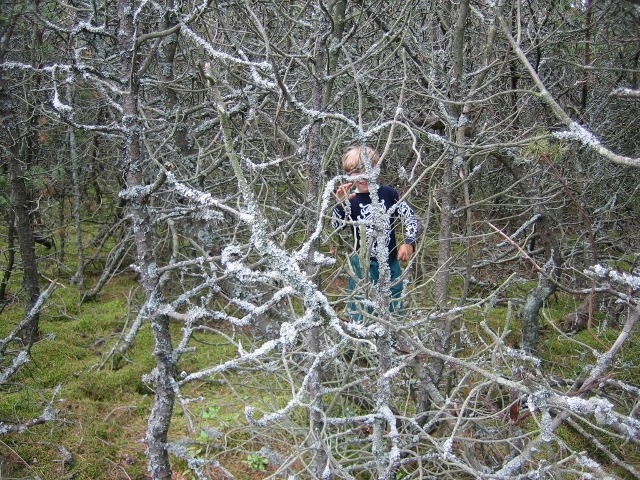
[1,268,639,479]
[0,274,278,480]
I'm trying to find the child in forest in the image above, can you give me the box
[331,145,419,323]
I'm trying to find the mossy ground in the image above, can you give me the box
[2,242,639,478]
[0,261,310,480]
[0,272,254,480]
[1,275,146,479]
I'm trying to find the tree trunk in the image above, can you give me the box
[581,0,593,116]
[0,184,16,305]
[118,1,175,478]
[521,279,555,352]
[6,153,41,344]
[1,18,43,344]
[65,81,85,293]
[429,0,470,398]
[434,156,454,309]
[157,0,197,160]
[520,213,561,352]
[303,3,342,475]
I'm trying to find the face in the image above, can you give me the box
[348,168,369,193]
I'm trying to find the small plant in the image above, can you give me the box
[243,453,269,472]
[180,469,198,480]
[197,429,210,443]
[201,405,220,420]
[200,405,240,429]
[187,444,204,458]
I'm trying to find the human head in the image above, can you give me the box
[342,145,380,174]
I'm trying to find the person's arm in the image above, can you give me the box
[332,180,355,230]
[396,200,418,261]
[331,204,346,230]
[330,201,349,256]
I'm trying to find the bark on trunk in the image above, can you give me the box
[520,213,561,352]
[6,146,41,344]
[0,193,16,304]
[1,29,42,343]
[304,6,336,476]
[429,0,470,401]
[118,1,175,478]
[520,279,555,352]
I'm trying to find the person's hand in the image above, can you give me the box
[336,182,355,201]
[397,243,414,262]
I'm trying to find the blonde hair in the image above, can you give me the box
[342,145,380,172]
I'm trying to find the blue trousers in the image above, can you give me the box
[347,255,403,323]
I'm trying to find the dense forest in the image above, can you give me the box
[1,0,640,479]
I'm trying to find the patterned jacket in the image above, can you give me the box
[331,185,418,262]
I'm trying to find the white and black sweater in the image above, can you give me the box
[331,185,418,262]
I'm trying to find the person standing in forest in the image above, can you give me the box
[331,145,419,323]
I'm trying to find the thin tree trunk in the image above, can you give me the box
[581,0,592,115]
[434,157,454,309]
[0,4,39,339]
[434,0,470,309]
[0,192,16,305]
[6,153,41,344]
[303,3,342,474]
[520,212,560,352]
[430,0,470,397]
[118,1,175,478]
[521,278,555,352]
[67,81,85,293]
[56,179,66,276]
[157,0,197,159]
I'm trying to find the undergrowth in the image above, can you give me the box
[0,269,296,480]
[1,257,639,478]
